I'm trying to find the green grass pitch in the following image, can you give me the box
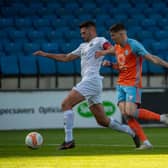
[0,127,168,168]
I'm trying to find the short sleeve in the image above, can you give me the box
[130,39,149,57]
[99,37,110,49]
[70,44,82,57]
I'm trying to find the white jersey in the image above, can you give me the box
[71,37,108,80]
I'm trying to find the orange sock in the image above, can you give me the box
[127,117,147,142]
[138,108,160,121]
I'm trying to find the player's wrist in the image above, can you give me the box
[44,52,48,57]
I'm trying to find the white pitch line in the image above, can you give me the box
[1,144,168,148]
[46,143,168,148]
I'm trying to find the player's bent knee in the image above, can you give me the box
[61,101,72,111]
[125,111,133,116]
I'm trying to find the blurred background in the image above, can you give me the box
[0,0,168,89]
[0,0,168,129]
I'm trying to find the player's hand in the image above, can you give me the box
[112,63,119,70]
[33,50,47,57]
[95,50,104,58]
[102,60,111,67]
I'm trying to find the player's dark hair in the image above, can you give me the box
[109,23,126,32]
[79,21,96,29]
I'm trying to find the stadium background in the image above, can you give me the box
[1,1,168,168]
[0,0,168,129]
[0,0,168,89]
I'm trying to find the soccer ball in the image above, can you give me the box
[25,132,43,149]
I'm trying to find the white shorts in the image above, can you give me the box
[73,77,103,106]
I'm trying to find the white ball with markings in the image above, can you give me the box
[25,132,43,149]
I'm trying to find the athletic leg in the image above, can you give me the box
[89,103,135,137]
[118,102,143,148]
[59,89,85,150]
[117,85,152,149]
[124,86,168,124]
[132,108,168,124]
[124,102,153,149]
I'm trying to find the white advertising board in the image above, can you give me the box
[0,90,121,130]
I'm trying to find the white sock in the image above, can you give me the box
[160,114,165,122]
[108,117,135,137]
[63,110,74,142]
[143,140,152,146]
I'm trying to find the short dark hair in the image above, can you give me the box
[109,23,126,32]
[79,21,96,29]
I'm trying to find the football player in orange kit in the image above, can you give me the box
[96,23,168,150]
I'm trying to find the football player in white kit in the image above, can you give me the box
[34,21,140,150]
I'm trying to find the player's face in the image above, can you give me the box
[110,31,125,45]
[110,31,122,44]
[80,27,91,42]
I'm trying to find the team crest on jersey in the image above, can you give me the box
[128,95,133,100]
[89,43,93,47]
[125,50,129,56]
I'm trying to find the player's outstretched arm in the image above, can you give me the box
[33,50,79,62]
[95,46,115,58]
[144,54,168,68]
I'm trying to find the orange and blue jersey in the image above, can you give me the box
[114,38,149,88]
